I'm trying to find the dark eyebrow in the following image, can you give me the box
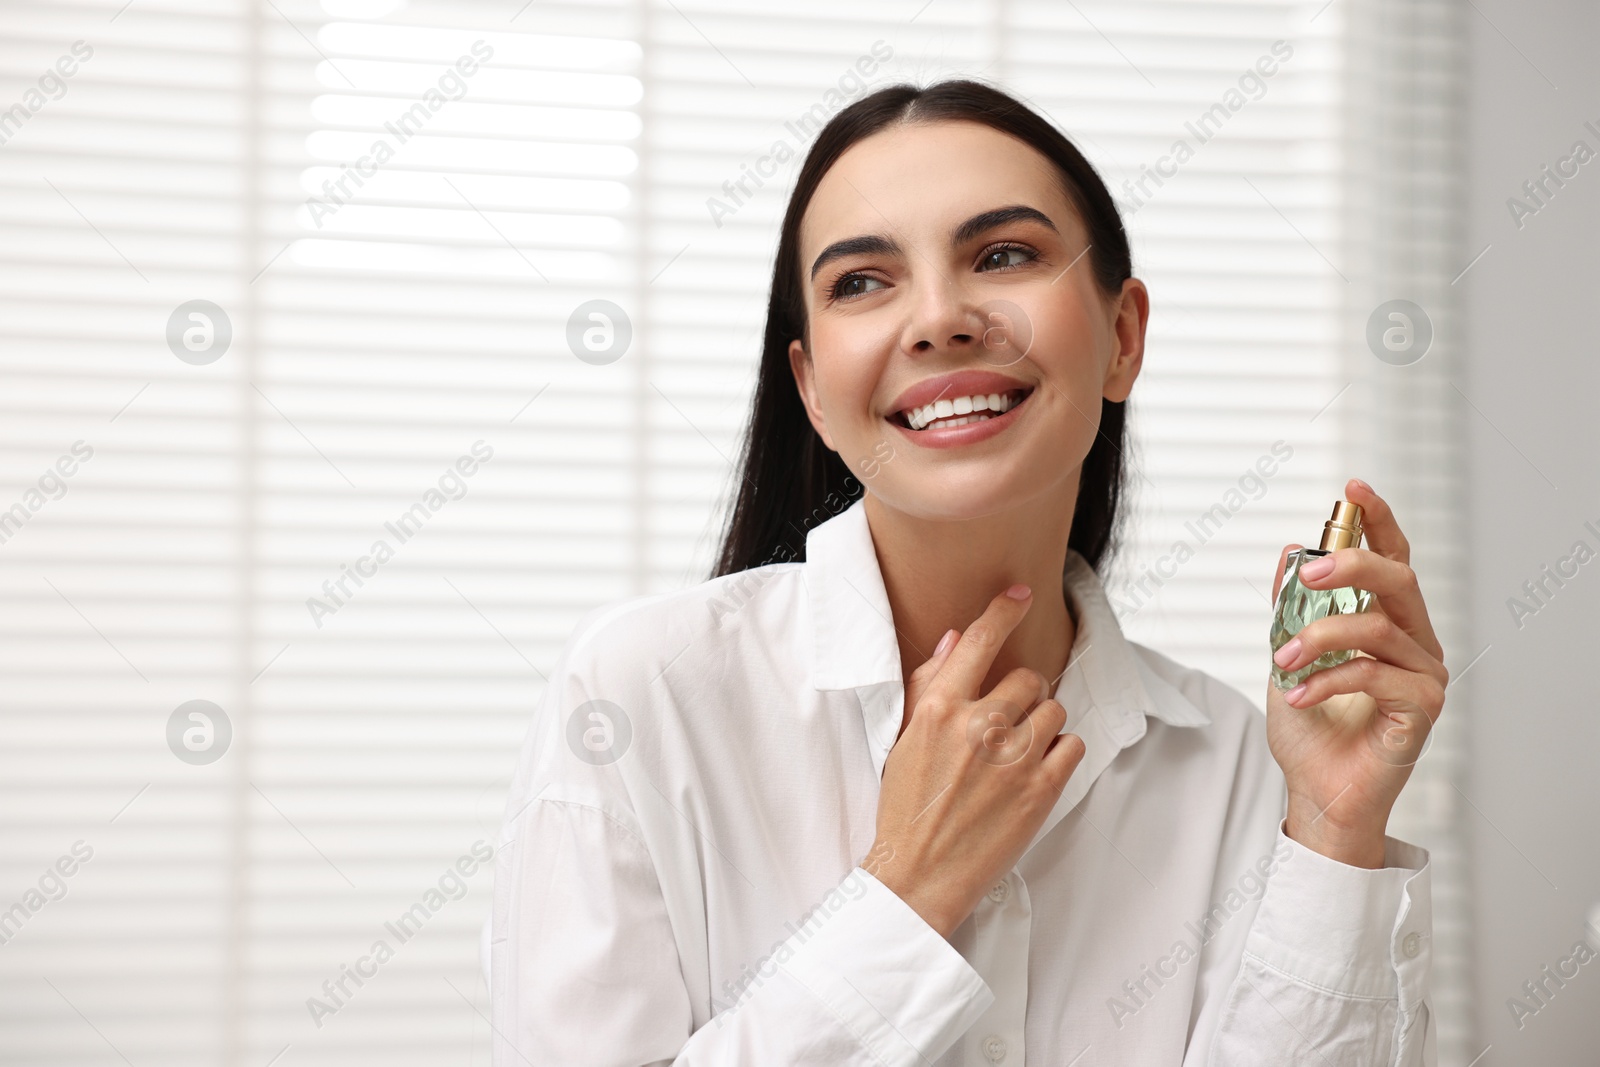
[808,204,1058,283]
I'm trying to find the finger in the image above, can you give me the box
[931,585,1033,702]
[1026,696,1068,740]
[1032,700,1070,768]
[1041,730,1087,793]
[1280,654,1445,720]
[1294,546,1442,660]
[964,681,1058,769]
[1271,543,1303,603]
[913,628,959,676]
[1273,609,1445,687]
[1008,696,1068,762]
[905,627,960,710]
[1343,478,1410,566]
[987,665,1051,724]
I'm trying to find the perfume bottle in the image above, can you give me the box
[1269,501,1374,691]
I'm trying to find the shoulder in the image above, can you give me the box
[553,561,806,693]
[515,561,806,812]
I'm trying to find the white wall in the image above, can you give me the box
[1464,0,1600,1057]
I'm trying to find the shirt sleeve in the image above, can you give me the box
[731,865,996,1065]
[489,794,994,1067]
[1204,819,1436,1066]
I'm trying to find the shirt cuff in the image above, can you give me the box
[775,866,995,1066]
[1246,819,1432,1015]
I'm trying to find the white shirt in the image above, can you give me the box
[489,495,1436,1065]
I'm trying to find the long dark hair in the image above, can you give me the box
[710,78,1135,580]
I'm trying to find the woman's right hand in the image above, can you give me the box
[863,584,1087,939]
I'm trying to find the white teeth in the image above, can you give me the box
[902,389,1025,430]
[921,413,994,430]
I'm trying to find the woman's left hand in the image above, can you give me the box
[1264,478,1449,869]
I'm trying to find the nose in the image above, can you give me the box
[903,273,981,356]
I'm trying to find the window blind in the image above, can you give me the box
[0,0,1471,1062]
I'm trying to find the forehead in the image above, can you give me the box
[799,119,1078,256]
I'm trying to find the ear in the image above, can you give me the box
[1102,276,1148,404]
[788,338,836,450]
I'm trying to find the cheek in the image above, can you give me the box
[1021,297,1103,386]
[811,322,892,422]
[806,326,901,479]
[1016,296,1114,454]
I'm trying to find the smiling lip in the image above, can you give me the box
[886,382,1036,449]
[887,369,1034,420]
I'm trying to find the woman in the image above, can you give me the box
[489,79,1447,1065]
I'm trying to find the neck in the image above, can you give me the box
[863,487,1079,707]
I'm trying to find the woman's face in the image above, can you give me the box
[788,119,1147,521]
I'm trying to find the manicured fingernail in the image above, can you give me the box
[1273,638,1301,667]
[1005,583,1031,600]
[1352,477,1372,493]
[934,629,956,657]
[1285,683,1308,706]
[1298,556,1334,581]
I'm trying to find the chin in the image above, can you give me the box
[866,476,1032,523]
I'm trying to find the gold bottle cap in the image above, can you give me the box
[1318,500,1365,551]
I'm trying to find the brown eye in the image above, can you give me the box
[830,273,886,301]
[979,244,1035,271]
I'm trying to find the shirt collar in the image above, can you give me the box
[802,495,1211,735]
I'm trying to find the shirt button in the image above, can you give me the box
[987,880,1009,904]
[983,1035,1008,1062]
[1401,931,1422,958]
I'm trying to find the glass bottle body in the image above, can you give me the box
[1269,548,1374,691]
